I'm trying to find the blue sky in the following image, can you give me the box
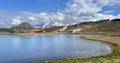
[0,0,120,28]
[0,0,69,13]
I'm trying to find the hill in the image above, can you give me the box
[65,19,120,34]
[12,22,34,29]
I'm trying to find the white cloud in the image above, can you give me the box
[12,18,21,25]
[39,13,47,16]
[0,0,120,28]
[28,16,37,21]
[16,16,22,19]
[52,22,64,26]
[93,13,116,20]
[56,12,65,20]
[103,10,113,14]
[63,0,120,22]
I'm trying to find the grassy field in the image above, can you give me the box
[35,36,120,63]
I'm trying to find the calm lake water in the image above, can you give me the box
[0,34,111,63]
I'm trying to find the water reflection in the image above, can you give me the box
[0,34,111,62]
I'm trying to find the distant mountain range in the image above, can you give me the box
[0,19,120,34]
[66,19,120,33]
[43,19,120,33]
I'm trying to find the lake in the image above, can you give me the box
[0,34,111,63]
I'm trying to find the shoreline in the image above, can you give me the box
[0,32,102,37]
[0,32,68,36]
[35,36,120,63]
[78,36,120,63]
[83,36,116,54]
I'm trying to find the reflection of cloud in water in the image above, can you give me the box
[0,35,112,62]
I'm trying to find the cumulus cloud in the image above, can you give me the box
[63,0,120,22]
[103,10,114,14]
[12,18,21,25]
[0,0,120,28]
[93,13,117,20]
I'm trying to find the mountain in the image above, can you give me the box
[65,19,120,34]
[12,22,34,29]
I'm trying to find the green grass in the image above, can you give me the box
[34,36,120,63]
